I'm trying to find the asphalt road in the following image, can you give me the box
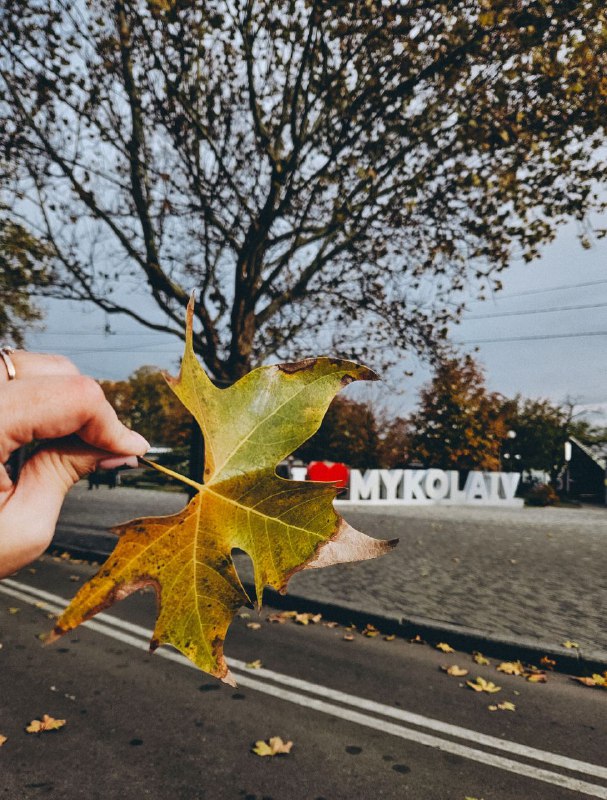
[1,555,606,800]
[53,484,607,656]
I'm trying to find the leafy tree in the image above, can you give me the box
[501,396,606,483]
[0,219,51,346]
[377,416,411,469]
[407,354,506,470]
[2,1,607,380]
[296,396,379,468]
[100,366,192,447]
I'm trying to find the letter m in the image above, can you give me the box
[349,470,380,501]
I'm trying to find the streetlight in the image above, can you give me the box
[564,440,572,495]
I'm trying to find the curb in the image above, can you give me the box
[48,536,607,678]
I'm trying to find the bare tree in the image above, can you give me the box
[2,0,607,380]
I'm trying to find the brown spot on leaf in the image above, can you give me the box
[277,359,318,374]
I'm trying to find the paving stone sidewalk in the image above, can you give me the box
[53,483,607,656]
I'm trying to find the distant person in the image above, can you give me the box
[0,348,149,579]
[88,468,101,490]
[107,468,118,489]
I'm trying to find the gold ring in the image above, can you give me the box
[0,347,16,381]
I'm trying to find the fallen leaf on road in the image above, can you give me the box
[267,611,296,624]
[467,677,501,694]
[294,612,322,625]
[26,715,66,734]
[0,735,6,747]
[572,673,607,688]
[410,634,425,644]
[49,303,394,683]
[384,634,396,641]
[68,575,80,582]
[324,621,339,629]
[488,701,516,712]
[252,736,293,757]
[8,607,20,615]
[245,659,263,669]
[562,640,579,649]
[497,661,525,676]
[60,552,71,561]
[343,633,355,641]
[436,642,454,653]
[34,602,46,609]
[28,568,36,574]
[442,665,469,677]
[526,672,547,683]
[540,656,556,670]
[238,612,251,620]
[363,624,379,637]
[246,622,262,631]
[472,652,489,665]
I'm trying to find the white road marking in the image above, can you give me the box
[2,578,607,798]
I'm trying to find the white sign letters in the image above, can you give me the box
[348,469,522,507]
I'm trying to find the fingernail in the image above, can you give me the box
[126,431,150,455]
[98,455,140,470]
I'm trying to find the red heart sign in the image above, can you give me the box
[307,461,350,489]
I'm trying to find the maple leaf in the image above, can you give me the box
[252,736,293,757]
[442,665,469,677]
[49,298,396,683]
[497,661,525,676]
[466,677,501,694]
[26,714,66,733]
[488,701,516,712]
[526,672,547,683]
[572,674,607,688]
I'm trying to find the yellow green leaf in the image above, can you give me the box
[467,677,501,694]
[252,736,293,757]
[497,661,525,676]
[245,659,263,669]
[436,642,455,653]
[562,640,579,649]
[488,701,516,712]
[442,665,469,677]
[48,299,395,683]
[0,735,6,747]
[472,651,489,665]
[26,715,66,734]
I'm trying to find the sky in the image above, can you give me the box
[23,219,607,425]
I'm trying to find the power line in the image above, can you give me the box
[28,330,176,337]
[472,278,607,302]
[466,300,607,320]
[457,330,607,345]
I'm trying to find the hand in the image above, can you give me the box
[0,351,149,578]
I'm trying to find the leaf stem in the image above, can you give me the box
[138,457,202,492]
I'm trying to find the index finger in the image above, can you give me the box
[0,375,149,459]
[0,351,80,384]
